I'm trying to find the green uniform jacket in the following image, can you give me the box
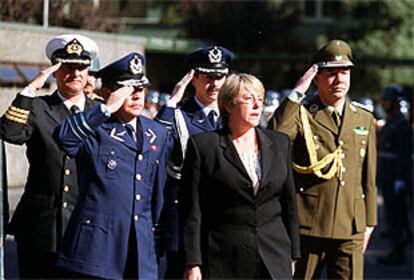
[269,95,377,239]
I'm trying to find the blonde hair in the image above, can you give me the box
[218,73,265,125]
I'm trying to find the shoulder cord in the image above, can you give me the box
[292,105,343,180]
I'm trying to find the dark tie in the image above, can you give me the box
[208,110,218,130]
[332,111,341,127]
[125,123,137,143]
[70,105,80,114]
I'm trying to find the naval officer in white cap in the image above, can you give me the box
[0,34,99,278]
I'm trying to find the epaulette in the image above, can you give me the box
[351,101,374,113]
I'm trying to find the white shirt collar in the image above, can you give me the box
[194,96,220,118]
[324,100,346,116]
[57,91,86,112]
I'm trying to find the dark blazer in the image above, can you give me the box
[180,127,300,279]
[55,105,171,279]
[0,92,96,252]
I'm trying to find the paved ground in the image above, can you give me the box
[3,187,413,279]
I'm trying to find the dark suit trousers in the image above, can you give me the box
[294,235,363,280]
[16,242,61,279]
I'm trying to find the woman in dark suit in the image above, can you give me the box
[180,73,300,279]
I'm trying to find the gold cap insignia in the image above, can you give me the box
[66,39,83,55]
[335,55,343,61]
[208,47,222,63]
[129,55,143,75]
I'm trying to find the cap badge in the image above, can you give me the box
[66,39,83,55]
[129,55,143,75]
[335,55,343,61]
[208,47,222,63]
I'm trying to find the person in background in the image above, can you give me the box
[269,39,377,279]
[55,52,170,279]
[377,85,413,265]
[181,73,300,279]
[155,46,233,278]
[142,90,160,119]
[159,92,172,108]
[0,34,99,278]
[259,90,281,128]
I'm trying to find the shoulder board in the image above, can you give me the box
[351,101,374,113]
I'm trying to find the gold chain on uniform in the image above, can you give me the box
[292,105,343,180]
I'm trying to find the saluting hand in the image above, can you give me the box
[293,64,319,94]
[105,86,134,113]
[169,69,195,106]
[28,62,62,92]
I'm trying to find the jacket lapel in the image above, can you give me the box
[219,131,251,182]
[338,101,356,141]
[139,116,151,155]
[44,91,70,125]
[256,128,274,186]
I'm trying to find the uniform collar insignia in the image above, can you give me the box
[110,127,127,142]
[145,128,157,144]
[208,47,222,63]
[129,55,143,75]
[310,104,319,113]
[66,39,84,55]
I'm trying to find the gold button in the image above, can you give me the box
[340,153,345,159]
[362,194,365,198]
[64,185,70,192]
[340,181,346,187]
[134,215,139,222]
[338,140,344,145]
[315,144,320,150]
[174,199,179,204]
[136,174,142,181]
[138,154,143,161]
[65,169,71,176]
[361,140,366,145]
[299,188,304,192]
[342,167,346,173]
[63,202,68,208]
[110,150,116,155]
[136,194,141,201]
[85,219,91,224]
[313,135,318,140]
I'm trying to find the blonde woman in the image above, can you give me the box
[180,73,300,279]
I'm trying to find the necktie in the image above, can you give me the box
[332,111,341,127]
[70,105,80,114]
[125,123,137,143]
[208,110,218,130]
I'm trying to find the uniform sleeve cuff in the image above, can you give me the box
[19,87,35,98]
[287,90,306,104]
[366,226,374,234]
[99,104,112,117]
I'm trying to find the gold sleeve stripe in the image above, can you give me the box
[292,105,343,180]
[6,109,29,120]
[5,113,27,124]
[9,106,30,115]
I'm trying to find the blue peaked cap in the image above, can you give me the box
[97,52,150,88]
[186,46,233,76]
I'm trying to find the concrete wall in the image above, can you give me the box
[0,22,146,66]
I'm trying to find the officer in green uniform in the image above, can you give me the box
[269,40,377,279]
